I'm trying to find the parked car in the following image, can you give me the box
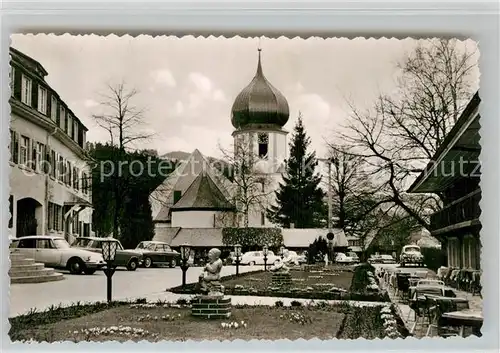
[335,252,358,264]
[379,254,397,264]
[346,252,360,263]
[10,236,105,275]
[296,252,308,264]
[72,237,143,271]
[400,245,424,267]
[240,250,280,266]
[134,241,180,268]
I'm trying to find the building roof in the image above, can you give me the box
[231,49,290,129]
[152,227,181,244]
[171,171,235,211]
[408,92,481,193]
[169,228,223,247]
[282,228,347,248]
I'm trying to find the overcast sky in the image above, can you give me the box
[11,35,478,159]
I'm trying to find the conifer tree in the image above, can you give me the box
[267,115,326,228]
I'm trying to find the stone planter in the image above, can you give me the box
[191,296,232,319]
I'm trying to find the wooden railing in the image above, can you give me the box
[430,190,481,231]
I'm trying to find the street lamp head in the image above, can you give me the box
[263,244,268,256]
[179,243,191,261]
[102,239,118,262]
[234,244,242,257]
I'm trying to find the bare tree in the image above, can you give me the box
[218,136,274,227]
[93,81,153,151]
[337,39,477,230]
[91,81,153,237]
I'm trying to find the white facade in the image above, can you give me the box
[171,210,233,228]
[232,128,288,228]
[9,47,92,240]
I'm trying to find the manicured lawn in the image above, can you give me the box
[13,304,346,342]
[223,267,354,292]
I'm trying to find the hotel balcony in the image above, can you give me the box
[430,189,482,235]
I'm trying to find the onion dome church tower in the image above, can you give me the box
[231,48,290,227]
[231,48,290,174]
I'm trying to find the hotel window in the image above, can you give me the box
[173,190,182,204]
[66,161,72,186]
[58,155,64,182]
[21,74,32,106]
[34,142,45,172]
[10,130,19,163]
[48,203,54,230]
[82,172,89,194]
[73,167,79,190]
[10,66,15,96]
[73,120,78,142]
[59,106,65,131]
[20,136,30,166]
[51,96,58,122]
[38,86,47,114]
[50,150,56,177]
[258,133,269,159]
[68,115,73,138]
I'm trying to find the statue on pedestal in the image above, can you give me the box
[198,248,224,297]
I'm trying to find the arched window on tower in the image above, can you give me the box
[258,133,269,159]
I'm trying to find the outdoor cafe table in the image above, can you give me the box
[439,309,483,337]
[410,285,455,299]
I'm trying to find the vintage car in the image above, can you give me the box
[335,252,358,264]
[10,236,105,275]
[400,245,425,267]
[239,250,281,266]
[134,241,180,268]
[72,237,143,271]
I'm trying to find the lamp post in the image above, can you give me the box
[327,232,334,266]
[263,245,269,271]
[101,239,118,303]
[179,243,191,289]
[234,244,242,276]
[279,245,285,260]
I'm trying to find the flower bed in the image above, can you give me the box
[336,303,409,339]
[169,266,389,302]
[11,300,349,342]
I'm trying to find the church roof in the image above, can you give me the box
[231,49,290,129]
[171,171,235,211]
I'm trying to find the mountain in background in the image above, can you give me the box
[160,150,234,181]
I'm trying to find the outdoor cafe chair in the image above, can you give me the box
[409,293,436,336]
[416,279,445,287]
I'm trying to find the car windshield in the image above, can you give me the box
[136,242,150,250]
[145,243,157,250]
[73,238,93,248]
[405,246,420,252]
[53,239,71,249]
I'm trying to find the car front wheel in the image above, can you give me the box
[169,258,177,268]
[143,257,153,268]
[248,261,255,266]
[67,258,84,274]
[127,259,138,271]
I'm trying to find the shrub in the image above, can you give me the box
[275,300,284,307]
[307,237,328,264]
[290,300,302,307]
[350,263,377,292]
[222,227,283,248]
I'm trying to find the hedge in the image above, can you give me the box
[350,263,377,292]
[222,227,283,247]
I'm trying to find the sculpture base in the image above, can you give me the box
[271,272,292,287]
[191,295,232,319]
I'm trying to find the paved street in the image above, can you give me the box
[9,265,261,317]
